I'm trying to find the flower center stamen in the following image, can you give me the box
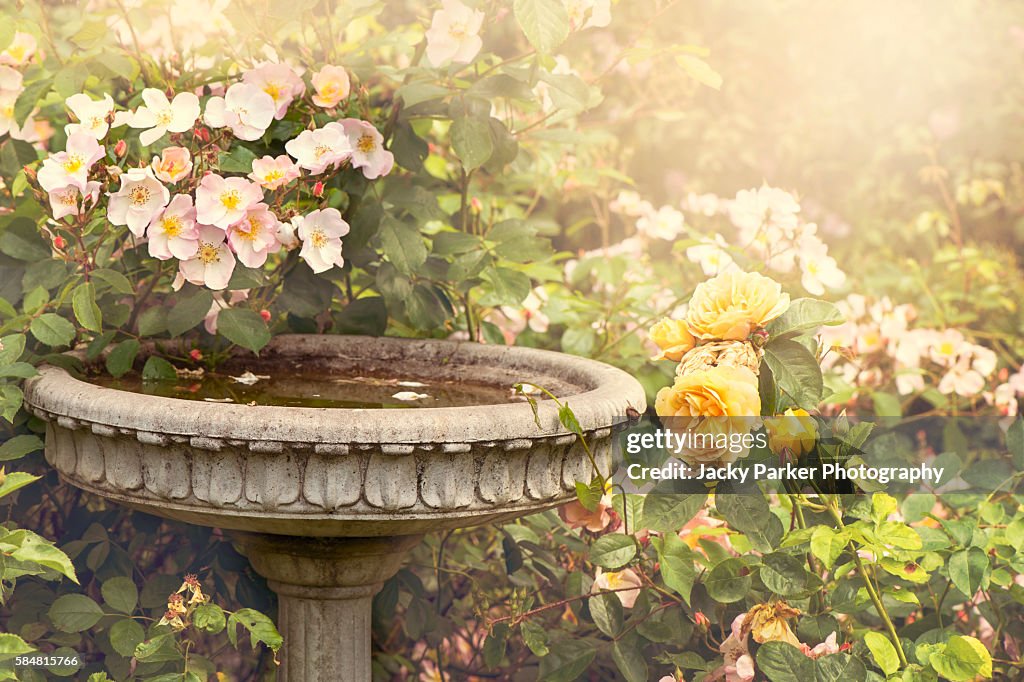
[128,185,152,207]
[198,241,220,264]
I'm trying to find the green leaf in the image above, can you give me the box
[48,594,104,632]
[166,289,213,337]
[134,633,182,663]
[948,547,989,597]
[641,493,707,533]
[478,266,531,307]
[766,298,844,339]
[611,634,648,682]
[653,534,696,604]
[108,618,145,658]
[334,297,388,336]
[0,334,26,366]
[1008,418,1024,469]
[450,116,494,171]
[810,526,848,568]
[589,534,637,570]
[715,491,783,552]
[0,633,33,662]
[588,591,622,637]
[9,532,77,583]
[814,654,867,682]
[0,385,23,423]
[90,268,134,294]
[217,308,271,353]
[227,265,266,290]
[71,282,102,332]
[217,146,258,173]
[703,557,750,603]
[537,639,596,682]
[30,313,76,347]
[0,434,43,461]
[760,552,811,597]
[14,78,52,126]
[101,576,138,614]
[764,338,823,410]
[142,356,177,382]
[193,603,227,634]
[928,635,992,681]
[105,339,140,378]
[0,362,37,379]
[379,218,427,275]
[227,608,282,653]
[513,0,570,54]
[520,620,549,657]
[757,641,815,681]
[71,20,110,49]
[864,631,900,676]
[574,477,603,512]
[0,471,39,498]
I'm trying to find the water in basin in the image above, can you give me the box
[89,371,525,409]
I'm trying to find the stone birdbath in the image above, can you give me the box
[22,335,645,681]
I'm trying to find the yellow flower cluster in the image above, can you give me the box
[650,271,790,419]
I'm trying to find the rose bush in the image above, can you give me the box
[0,0,1022,681]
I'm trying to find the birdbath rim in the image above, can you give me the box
[23,334,644,446]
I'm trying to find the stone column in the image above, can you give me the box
[232,533,424,682]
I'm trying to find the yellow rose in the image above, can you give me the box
[648,318,696,361]
[686,271,790,341]
[764,408,817,456]
[742,601,801,647]
[655,365,761,418]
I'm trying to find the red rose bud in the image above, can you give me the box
[189,349,203,361]
[114,139,127,157]
[313,181,325,198]
[195,127,210,143]
[260,309,272,322]
[53,235,67,249]
[749,327,770,348]
[694,612,710,629]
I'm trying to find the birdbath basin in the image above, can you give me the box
[22,335,645,681]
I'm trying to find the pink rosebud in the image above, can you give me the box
[189,349,203,361]
[53,235,66,249]
[195,127,210,143]
[694,612,710,629]
[114,139,127,157]
[313,181,324,198]
[260,309,271,322]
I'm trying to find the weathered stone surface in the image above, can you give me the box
[26,336,643,533]
[24,335,646,681]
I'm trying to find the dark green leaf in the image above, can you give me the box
[141,356,177,382]
[101,576,138,614]
[756,641,815,681]
[589,534,637,570]
[105,339,140,378]
[217,308,271,352]
[166,289,214,337]
[48,594,103,632]
[537,639,596,682]
[704,557,751,603]
[764,338,823,410]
